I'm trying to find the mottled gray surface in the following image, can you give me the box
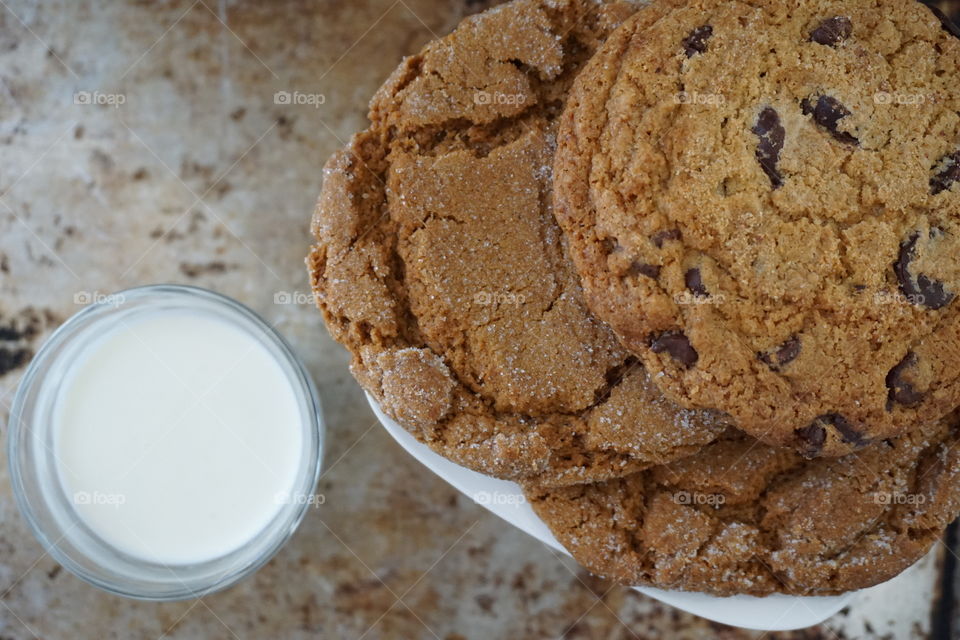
[0,1,949,638]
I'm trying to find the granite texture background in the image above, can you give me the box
[0,1,957,638]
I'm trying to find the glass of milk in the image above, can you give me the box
[7,285,324,600]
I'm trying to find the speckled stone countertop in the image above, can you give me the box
[0,1,957,638]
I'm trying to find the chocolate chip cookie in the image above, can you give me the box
[525,412,960,595]
[553,0,960,456]
[308,0,726,486]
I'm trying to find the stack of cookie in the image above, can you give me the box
[308,0,960,596]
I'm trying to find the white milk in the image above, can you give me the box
[53,309,304,565]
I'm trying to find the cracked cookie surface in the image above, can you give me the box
[525,412,960,595]
[307,0,726,486]
[553,0,960,455]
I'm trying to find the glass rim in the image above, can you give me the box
[7,284,325,601]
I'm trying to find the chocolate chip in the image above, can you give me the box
[822,413,869,448]
[796,423,826,457]
[931,150,960,195]
[886,352,924,407]
[683,25,713,57]
[752,107,785,188]
[651,229,681,248]
[893,231,955,310]
[684,268,708,296]
[801,95,859,145]
[758,336,801,371]
[810,16,852,46]
[628,262,661,279]
[650,332,698,367]
[929,5,960,39]
[799,414,867,456]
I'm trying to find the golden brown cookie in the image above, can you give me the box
[553,0,960,456]
[308,0,726,486]
[525,413,960,596]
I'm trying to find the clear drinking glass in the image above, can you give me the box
[7,285,324,600]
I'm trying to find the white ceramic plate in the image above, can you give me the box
[366,394,859,631]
